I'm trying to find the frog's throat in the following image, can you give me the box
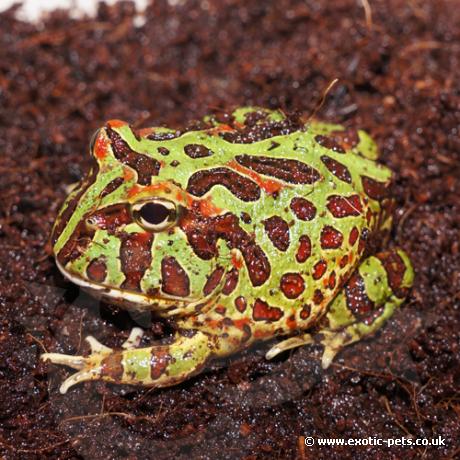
[55,259,208,316]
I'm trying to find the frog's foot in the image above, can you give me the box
[41,329,213,394]
[266,249,414,368]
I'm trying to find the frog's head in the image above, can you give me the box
[50,120,255,315]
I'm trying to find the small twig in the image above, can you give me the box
[359,0,373,30]
[304,78,339,124]
[26,333,48,353]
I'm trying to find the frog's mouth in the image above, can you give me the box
[55,260,212,317]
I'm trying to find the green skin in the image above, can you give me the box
[42,107,414,394]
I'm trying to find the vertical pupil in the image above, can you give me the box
[140,203,170,225]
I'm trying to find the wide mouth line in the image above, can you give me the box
[55,259,194,307]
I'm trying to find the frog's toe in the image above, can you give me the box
[265,334,315,360]
[41,335,115,393]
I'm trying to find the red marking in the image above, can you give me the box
[233,318,250,329]
[296,235,312,263]
[320,226,344,249]
[228,159,283,194]
[127,182,171,199]
[253,298,283,322]
[313,289,324,305]
[235,296,247,313]
[312,260,327,280]
[198,198,223,217]
[290,197,317,221]
[349,227,359,246]
[123,167,135,181]
[280,273,305,299]
[286,314,297,330]
[107,119,127,129]
[231,253,244,270]
[215,305,226,315]
[209,124,235,135]
[300,304,311,320]
[327,194,363,218]
[328,271,337,290]
[94,132,109,159]
[339,255,349,268]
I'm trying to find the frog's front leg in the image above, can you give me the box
[42,329,214,394]
[267,249,414,367]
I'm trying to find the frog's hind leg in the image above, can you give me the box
[266,249,414,368]
[42,329,214,394]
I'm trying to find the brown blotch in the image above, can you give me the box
[222,268,239,295]
[215,305,226,315]
[253,298,283,322]
[150,349,172,380]
[349,226,360,246]
[157,147,170,156]
[100,177,124,198]
[320,225,344,250]
[314,134,346,153]
[328,271,337,290]
[329,129,360,150]
[290,197,317,221]
[107,128,161,185]
[326,194,363,218]
[345,271,375,319]
[376,251,409,298]
[86,257,107,283]
[101,352,124,380]
[300,304,311,320]
[321,155,352,183]
[87,203,132,233]
[203,266,225,296]
[120,232,153,291]
[313,289,324,305]
[180,211,270,287]
[358,228,369,253]
[184,143,214,158]
[161,256,190,297]
[280,273,305,299]
[296,235,312,263]
[57,221,95,267]
[235,296,247,313]
[362,176,390,201]
[313,259,327,280]
[187,168,261,202]
[339,254,349,268]
[263,216,290,251]
[235,154,321,184]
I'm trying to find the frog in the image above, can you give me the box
[41,107,414,394]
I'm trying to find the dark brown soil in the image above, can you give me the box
[1,1,459,459]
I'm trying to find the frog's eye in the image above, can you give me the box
[131,199,177,232]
